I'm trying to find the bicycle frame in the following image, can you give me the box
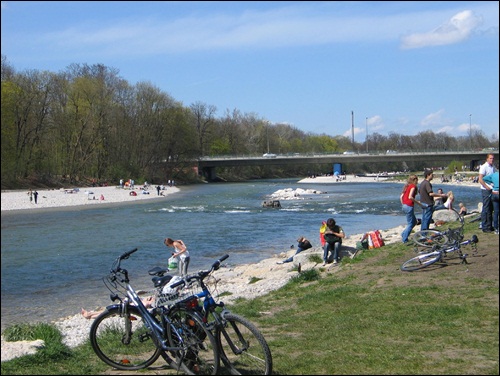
[185,280,248,355]
[412,208,466,248]
[169,255,257,354]
[401,235,479,272]
[160,254,272,375]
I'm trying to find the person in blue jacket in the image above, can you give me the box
[483,171,499,234]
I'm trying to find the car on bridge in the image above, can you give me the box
[263,153,277,158]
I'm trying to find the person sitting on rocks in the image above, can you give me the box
[458,202,468,216]
[277,236,312,264]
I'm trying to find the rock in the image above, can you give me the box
[262,200,281,208]
[1,336,45,362]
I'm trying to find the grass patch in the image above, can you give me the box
[248,276,262,284]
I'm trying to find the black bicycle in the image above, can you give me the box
[89,248,220,374]
[154,254,273,375]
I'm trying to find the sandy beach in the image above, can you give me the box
[0,174,482,360]
[1,184,180,212]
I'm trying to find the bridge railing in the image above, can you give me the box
[198,148,498,161]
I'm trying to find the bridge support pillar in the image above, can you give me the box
[200,166,218,181]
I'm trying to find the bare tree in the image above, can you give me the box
[190,101,217,156]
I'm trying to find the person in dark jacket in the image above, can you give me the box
[277,236,312,264]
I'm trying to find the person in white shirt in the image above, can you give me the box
[478,154,497,233]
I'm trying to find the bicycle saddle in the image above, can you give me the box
[151,274,173,288]
[148,266,168,276]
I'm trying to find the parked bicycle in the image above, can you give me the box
[153,254,273,375]
[401,234,479,272]
[89,248,220,374]
[411,208,464,248]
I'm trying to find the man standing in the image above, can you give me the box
[482,171,499,234]
[478,154,497,233]
[419,169,447,231]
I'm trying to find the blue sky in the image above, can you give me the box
[2,1,499,141]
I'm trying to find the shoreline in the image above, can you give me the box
[1,185,180,212]
[297,173,479,188]
[2,221,409,361]
[1,174,480,213]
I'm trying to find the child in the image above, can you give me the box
[443,191,454,211]
[458,202,467,216]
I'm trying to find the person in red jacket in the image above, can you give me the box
[400,174,423,244]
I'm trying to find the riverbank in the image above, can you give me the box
[298,173,479,188]
[1,221,407,361]
[1,184,180,212]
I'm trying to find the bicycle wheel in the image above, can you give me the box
[167,308,220,375]
[89,306,162,370]
[412,230,449,248]
[400,251,442,271]
[217,312,273,375]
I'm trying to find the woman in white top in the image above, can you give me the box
[164,238,190,276]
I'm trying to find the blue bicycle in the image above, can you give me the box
[154,255,273,375]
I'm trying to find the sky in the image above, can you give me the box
[2,1,499,141]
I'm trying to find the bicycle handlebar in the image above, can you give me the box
[170,254,229,288]
[108,248,138,284]
[120,247,138,260]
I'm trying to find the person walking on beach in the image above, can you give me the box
[33,190,38,204]
[478,154,497,233]
[419,169,447,231]
[277,236,312,264]
[400,175,422,244]
[28,189,33,203]
[164,238,190,276]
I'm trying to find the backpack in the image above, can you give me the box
[319,222,327,245]
[364,230,385,249]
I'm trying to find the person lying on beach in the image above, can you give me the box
[81,296,155,319]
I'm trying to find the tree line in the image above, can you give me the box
[1,55,497,189]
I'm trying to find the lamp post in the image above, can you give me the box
[365,117,368,153]
[469,114,472,150]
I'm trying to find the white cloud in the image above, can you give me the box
[421,109,446,127]
[401,10,483,49]
[436,126,454,134]
[457,122,479,133]
[367,115,385,133]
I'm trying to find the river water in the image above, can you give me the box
[1,179,479,329]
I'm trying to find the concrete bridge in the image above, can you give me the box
[197,150,499,181]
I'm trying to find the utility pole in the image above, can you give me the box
[469,114,472,150]
[365,117,368,153]
[351,111,355,148]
